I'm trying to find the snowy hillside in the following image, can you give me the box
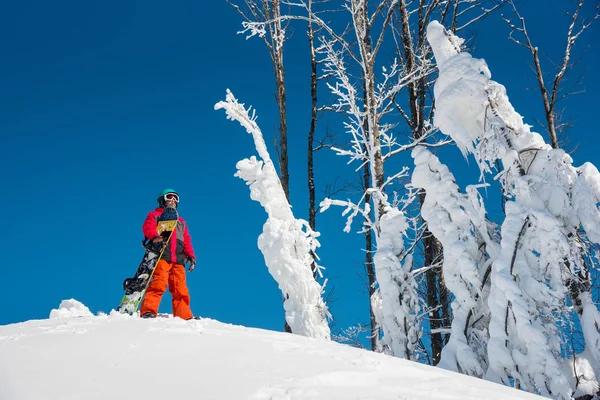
[0,300,543,400]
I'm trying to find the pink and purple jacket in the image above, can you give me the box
[142,207,196,265]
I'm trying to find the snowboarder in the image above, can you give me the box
[139,189,197,320]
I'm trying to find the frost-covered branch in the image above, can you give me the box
[239,4,362,65]
[454,0,506,32]
[320,196,373,234]
[332,323,370,349]
[502,0,599,149]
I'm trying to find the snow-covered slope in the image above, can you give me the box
[1,301,542,400]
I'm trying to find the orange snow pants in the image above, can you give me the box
[140,259,193,320]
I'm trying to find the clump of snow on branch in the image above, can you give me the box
[215,89,330,340]
[411,146,496,377]
[427,20,600,399]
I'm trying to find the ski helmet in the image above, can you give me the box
[157,188,179,207]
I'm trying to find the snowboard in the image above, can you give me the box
[117,208,179,315]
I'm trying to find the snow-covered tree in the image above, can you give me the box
[228,0,293,333]
[411,146,499,376]
[427,20,600,398]
[215,89,330,340]
[314,0,427,359]
[393,0,506,364]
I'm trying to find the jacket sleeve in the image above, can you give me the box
[183,223,195,259]
[142,212,159,240]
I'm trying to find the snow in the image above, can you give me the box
[49,299,94,319]
[564,350,600,399]
[573,162,600,243]
[0,299,546,400]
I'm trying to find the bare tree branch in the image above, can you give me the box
[503,0,599,149]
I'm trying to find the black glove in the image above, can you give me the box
[151,236,164,252]
[186,256,196,272]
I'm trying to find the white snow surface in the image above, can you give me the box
[1,301,545,400]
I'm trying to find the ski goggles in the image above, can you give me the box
[163,193,179,203]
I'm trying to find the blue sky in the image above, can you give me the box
[1,0,598,342]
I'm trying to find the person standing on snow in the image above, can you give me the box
[140,189,197,320]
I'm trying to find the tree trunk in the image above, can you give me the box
[307,0,317,263]
[353,0,382,350]
[438,258,451,346]
[268,0,291,334]
[422,222,444,364]
[271,0,289,202]
[398,0,449,363]
[364,161,377,351]
[352,0,384,218]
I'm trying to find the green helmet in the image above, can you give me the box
[157,188,179,206]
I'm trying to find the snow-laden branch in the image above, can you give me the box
[373,207,421,359]
[237,4,362,66]
[215,89,330,340]
[319,196,373,234]
[412,145,497,377]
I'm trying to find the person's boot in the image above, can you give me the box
[141,312,156,319]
